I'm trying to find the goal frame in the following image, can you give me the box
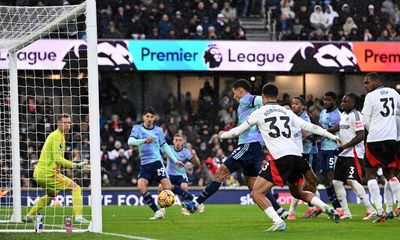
[1,0,102,233]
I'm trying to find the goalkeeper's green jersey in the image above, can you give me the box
[35,128,75,177]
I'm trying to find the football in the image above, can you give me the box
[158,190,175,208]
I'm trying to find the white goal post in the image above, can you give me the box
[0,0,101,233]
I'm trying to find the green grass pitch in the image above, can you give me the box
[1,204,399,240]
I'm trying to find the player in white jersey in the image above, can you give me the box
[361,72,400,222]
[219,84,341,232]
[332,93,376,220]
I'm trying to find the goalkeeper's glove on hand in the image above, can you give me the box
[333,147,344,156]
[75,162,90,174]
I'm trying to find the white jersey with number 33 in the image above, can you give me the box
[244,104,336,159]
[361,87,400,143]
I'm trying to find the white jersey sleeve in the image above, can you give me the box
[290,111,340,141]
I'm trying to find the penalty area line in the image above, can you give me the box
[98,232,159,240]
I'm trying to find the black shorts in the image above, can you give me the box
[365,140,399,169]
[334,156,363,182]
[301,154,311,174]
[258,155,304,187]
[224,142,263,177]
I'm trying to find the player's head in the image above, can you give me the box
[56,114,71,133]
[142,107,155,127]
[341,93,357,113]
[323,91,337,109]
[232,79,252,101]
[291,97,305,114]
[364,72,382,93]
[173,133,184,150]
[262,83,279,103]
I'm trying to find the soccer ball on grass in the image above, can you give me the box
[158,190,175,208]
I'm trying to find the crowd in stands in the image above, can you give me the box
[96,0,246,40]
[269,0,400,41]
[10,0,400,41]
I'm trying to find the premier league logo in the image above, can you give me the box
[203,44,222,68]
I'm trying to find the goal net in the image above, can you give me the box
[0,0,101,233]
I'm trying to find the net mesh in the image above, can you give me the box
[0,2,91,232]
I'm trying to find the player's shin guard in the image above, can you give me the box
[326,185,341,209]
[143,192,158,212]
[367,179,383,212]
[333,180,348,211]
[171,185,194,201]
[349,179,375,213]
[72,185,83,217]
[196,180,222,204]
[28,195,52,216]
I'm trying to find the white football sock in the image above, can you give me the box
[333,180,348,211]
[310,196,329,212]
[348,179,375,213]
[384,180,393,212]
[264,206,283,224]
[388,177,400,208]
[289,197,299,214]
[367,179,383,212]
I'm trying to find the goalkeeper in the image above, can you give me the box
[23,114,90,224]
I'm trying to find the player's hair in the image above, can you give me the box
[324,91,337,100]
[345,93,361,110]
[365,72,381,81]
[262,83,279,98]
[292,96,305,105]
[174,133,183,138]
[143,107,155,115]
[232,79,251,92]
[56,114,70,122]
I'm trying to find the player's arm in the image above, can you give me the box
[161,143,184,167]
[127,126,152,145]
[51,136,75,168]
[341,113,364,151]
[190,149,200,167]
[220,119,253,139]
[326,124,339,133]
[292,112,339,141]
[361,96,372,131]
[253,95,263,107]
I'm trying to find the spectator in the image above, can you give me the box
[221,1,237,22]
[324,5,338,29]
[158,14,172,37]
[342,17,357,35]
[205,157,218,175]
[207,26,219,39]
[191,25,206,39]
[310,5,328,31]
[281,0,295,19]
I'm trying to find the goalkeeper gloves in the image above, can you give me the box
[75,162,91,174]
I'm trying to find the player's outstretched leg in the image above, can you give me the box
[346,179,376,220]
[183,180,222,214]
[23,195,52,223]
